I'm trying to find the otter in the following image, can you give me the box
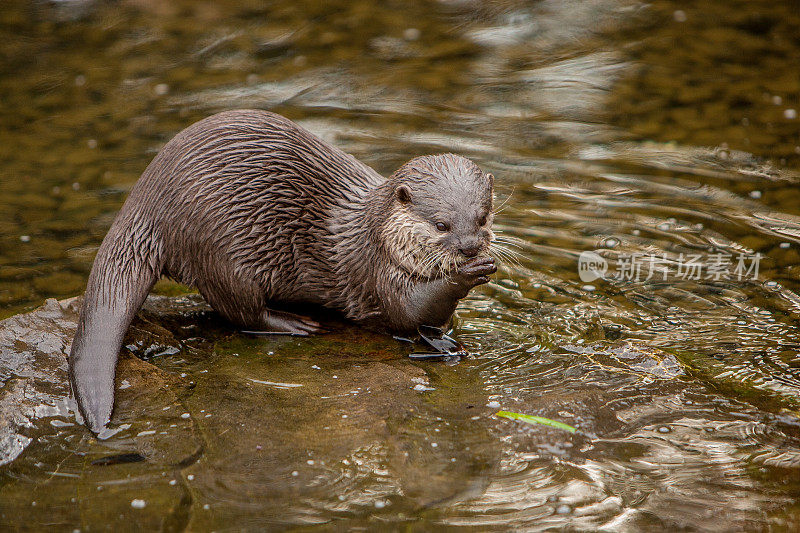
[69,110,497,433]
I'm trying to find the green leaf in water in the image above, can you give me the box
[495,410,577,433]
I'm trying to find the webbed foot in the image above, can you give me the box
[243,309,324,336]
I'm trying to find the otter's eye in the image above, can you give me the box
[435,222,450,232]
[478,214,488,226]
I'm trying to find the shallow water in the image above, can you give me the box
[1,0,799,530]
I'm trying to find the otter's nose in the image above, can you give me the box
[459,244,482,258]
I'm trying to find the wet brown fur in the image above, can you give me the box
[69,110,494,432]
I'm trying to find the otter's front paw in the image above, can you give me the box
[453,256,497,290]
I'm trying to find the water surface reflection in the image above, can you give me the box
[0,0,799,530]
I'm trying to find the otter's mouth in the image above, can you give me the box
[453,249,492,266]
[456,250,491,261]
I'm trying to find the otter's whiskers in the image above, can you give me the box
[489,230,524,268]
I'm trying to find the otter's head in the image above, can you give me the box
[383,153,494,277]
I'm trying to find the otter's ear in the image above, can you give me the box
[396,185,412,204]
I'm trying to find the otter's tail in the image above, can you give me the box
[69,219,163,433]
